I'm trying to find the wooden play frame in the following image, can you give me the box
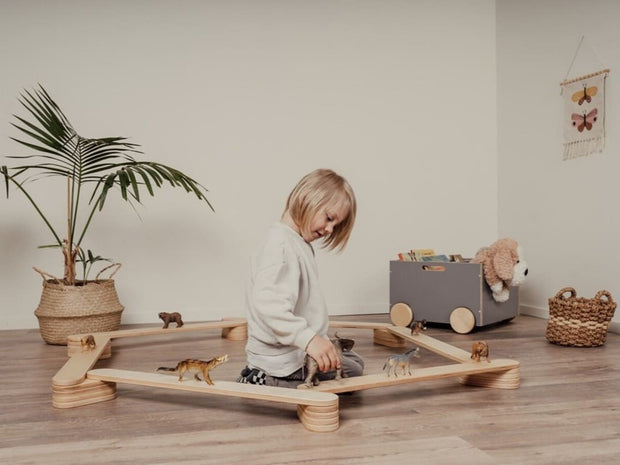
[52,318,520,432]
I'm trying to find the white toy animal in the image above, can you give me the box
[383,347,420,377]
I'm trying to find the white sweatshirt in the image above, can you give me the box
[245,222,329,377]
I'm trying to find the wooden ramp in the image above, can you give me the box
[88,369,339,432]
[387,327,474,362]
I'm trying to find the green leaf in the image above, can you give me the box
[125,167,140,202]
[135,166,155,196]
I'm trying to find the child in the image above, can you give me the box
[237,168,364,388]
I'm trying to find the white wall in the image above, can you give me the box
[497,0,620,328]
[0,0,498,330]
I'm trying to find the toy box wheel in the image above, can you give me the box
[449,307,475,334]
[390,302,413,327]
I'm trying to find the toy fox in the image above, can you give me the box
[157,354,229,385]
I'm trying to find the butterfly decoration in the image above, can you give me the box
[571,84,598,106]
[571,108,598,132]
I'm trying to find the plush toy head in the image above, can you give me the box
[472,238,528,302]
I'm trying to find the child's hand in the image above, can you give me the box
[306,335,341,372]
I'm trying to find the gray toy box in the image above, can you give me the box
[389,260,519,333]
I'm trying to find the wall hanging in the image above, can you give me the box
[560,36,609,160]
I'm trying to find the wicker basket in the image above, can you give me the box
[546,287,616,347]
[33,265,124,345]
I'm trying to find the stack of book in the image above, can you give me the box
[396,249,467,262]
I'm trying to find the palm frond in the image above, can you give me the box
[93,161,212,211]
[8,86,138,183]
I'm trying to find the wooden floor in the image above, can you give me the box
[2,314,620,465]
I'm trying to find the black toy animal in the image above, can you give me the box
[302,334,355,388]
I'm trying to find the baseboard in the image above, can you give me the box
[520,304,620,334]
[519,305,548,320]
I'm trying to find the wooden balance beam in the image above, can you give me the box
[307,359,519,394]
[88,369,340,433]
[52,319,248,408]
[51,318,520,432]
[387,325,520,389]
[53,318,338,432]
[300,324,520,393]
[55,318,247,387]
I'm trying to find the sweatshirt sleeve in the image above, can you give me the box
[249,243,316,351]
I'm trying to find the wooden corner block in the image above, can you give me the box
[221,323,248,341]
[459,367,520,389]
[373,328,407,348]
[53,378,117,408]
[297,401,339,432]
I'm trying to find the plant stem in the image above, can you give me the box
[66,175,71,247]
[74,185,102,251]
[67,138,82,284]
[64,176,77,285]
[69,138,81,250]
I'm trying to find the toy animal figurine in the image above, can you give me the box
[158,311,184,329]
[302,334,355,388]
[383,346,420,377]
[471,341,491,362]
[408,319,427,335]
[157,354,229,385]
[471,238,528,302]
[80,334,96,352]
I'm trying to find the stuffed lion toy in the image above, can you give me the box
[472,238,528,302]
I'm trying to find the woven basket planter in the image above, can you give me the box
[33,265,124,345]
[546,287,616,347]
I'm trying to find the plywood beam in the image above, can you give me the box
[308,359,520,394]
[88,369,339,432]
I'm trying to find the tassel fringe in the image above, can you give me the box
[563,136,604,160]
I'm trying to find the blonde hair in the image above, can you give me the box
[283,169,356,251]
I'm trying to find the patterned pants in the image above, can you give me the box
[237,350,365,388]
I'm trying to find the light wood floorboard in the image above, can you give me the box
[1,315,619,464]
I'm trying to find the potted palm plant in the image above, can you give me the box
[1,86,213,344]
